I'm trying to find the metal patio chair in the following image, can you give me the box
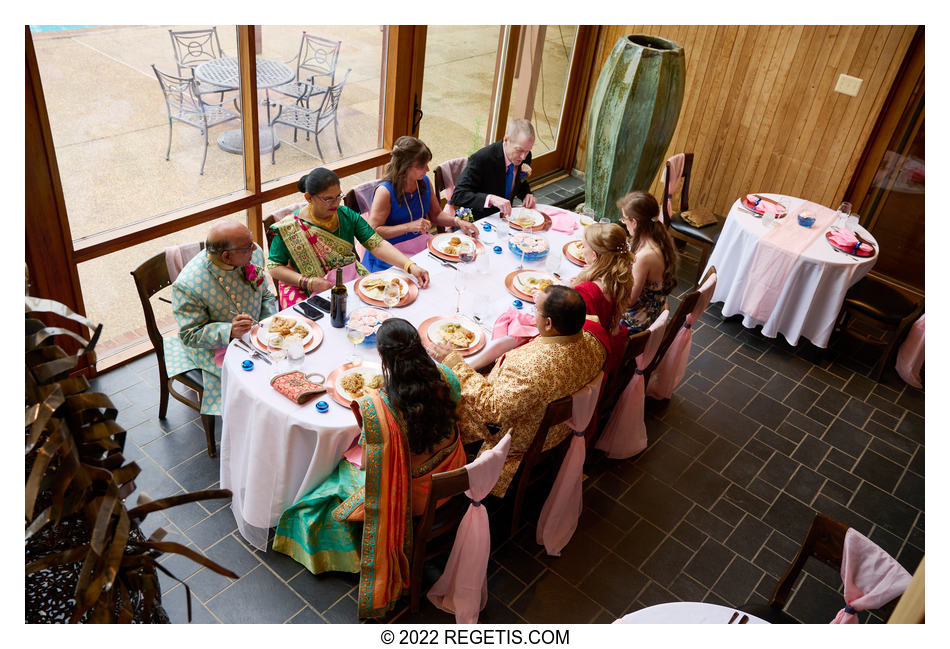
[168,27,232,99]
[152,65,240,175]
[269,69,351,163]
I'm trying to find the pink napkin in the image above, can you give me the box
[343,443,363,469]
[544,208,577,234]
[895,314,924,388]
[830,528,912,623]
[492,306,539,340]
[828,228,873,255]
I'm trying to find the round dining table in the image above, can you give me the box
[614,602,769,624]
[703,193,878,348]
[193,56,294,154]
[220,205,584,550]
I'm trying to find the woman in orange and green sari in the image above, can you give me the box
[272,318,465,619]
[267,167,431,309]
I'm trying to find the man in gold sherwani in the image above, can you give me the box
[429,285,606,497]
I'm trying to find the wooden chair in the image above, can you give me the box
[509,394,575,535]
[741,513,849,624]
[593,328,651,435]
[662,153,726,285]
[837,277,924,381]
[130,246,216,457]
[642,284,702,389]
[434,157,469,208]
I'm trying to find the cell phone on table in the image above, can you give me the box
[293,302,325,320]
[307,294,332,312]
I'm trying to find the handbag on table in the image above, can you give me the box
[269,371,327,404]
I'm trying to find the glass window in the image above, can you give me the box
[506,26,577,158]
[418,26,502,167]
[259,26,386,184]
[31,25,245,241]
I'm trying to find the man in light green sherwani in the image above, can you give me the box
[164,221,278,415]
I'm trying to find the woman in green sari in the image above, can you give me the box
[267,167,431,309]
[272,318,466,618]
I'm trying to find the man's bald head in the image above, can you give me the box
[206,221,252,257]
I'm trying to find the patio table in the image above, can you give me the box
[194,56,294,154]
[703,193,879,348]
[220,205,583,550]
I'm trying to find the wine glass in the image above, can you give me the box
[458,241,476,264]
[517,225,533,270]
[345,322,365,364]
[382,280,401,312]
[834,201,852,230]
[454,266,467,315]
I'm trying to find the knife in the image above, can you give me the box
[428,252,459,270]
[234,339,272,364]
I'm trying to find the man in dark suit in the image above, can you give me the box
[451,119,537,220]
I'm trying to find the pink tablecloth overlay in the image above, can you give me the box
[895,314,924,388]
[739,201,837,323]
[427,433,512,624]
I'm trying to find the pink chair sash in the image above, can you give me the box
[664,153,685,224]
[467,335,522,371]
[536,372,604,557]
[438,157,468,203]
[492,306,539,339]
[738,201,836,323]
[351,179,381,215]
[427,433,512,624]
[895,314,924,389]
[597,310,669,458]
[830,528,912,624]
[647,274,717,400]
[164,242,202,282]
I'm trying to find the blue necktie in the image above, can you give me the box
[504,163,514,199]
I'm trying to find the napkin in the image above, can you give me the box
[492,306,539,340]
[545,209,578,233]
[828,228,873,254]
[344,443,364,469]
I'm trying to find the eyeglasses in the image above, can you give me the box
[315,192,344,204]
[226,244,255,253]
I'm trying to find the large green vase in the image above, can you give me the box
[585,35,685,222]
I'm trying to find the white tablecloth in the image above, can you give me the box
[703,194,878,348]
[220,206,583,549]
[615,602,768,624]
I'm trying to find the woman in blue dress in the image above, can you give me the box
[362,136,479,272]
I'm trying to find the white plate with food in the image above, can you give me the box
[356,273,410,301]
[327,361,385,406]
[564,240,586,265]
[430,232,477,258]
[515,270,556,294]
[508,207,545,228]
[426,317,482,351]
[256,315,313,349]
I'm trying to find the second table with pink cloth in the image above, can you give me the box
[703,193,879,347]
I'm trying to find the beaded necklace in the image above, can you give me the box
[402,182,425,227]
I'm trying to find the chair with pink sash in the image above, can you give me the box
[646,268,717,401]
[740,512,912,624]
[434,157,469,206]
[534,371,604,557]
[423,433,512,623]
[596,310,669,459]
[343,180,381,261]
[895,313,924,388]
[662,152,726,284]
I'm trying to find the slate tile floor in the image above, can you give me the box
[92,261,924,625]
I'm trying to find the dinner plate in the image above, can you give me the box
[345,307,392,344]
[507,207,552,231]
[505,269,558,302]
[427,233,485,261]
[825,229,876,258]
[353,273,418,307]
[325,361,384,407]
[250,316,323,354]
[256,315,314,348]
[427,317,481,351]
[740,194,788,218]
[417,315,486,357]
[563,240,586,266]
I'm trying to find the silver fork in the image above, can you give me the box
[234,339,272,364]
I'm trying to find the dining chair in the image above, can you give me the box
[645,267,717,401]
[151,65,240,175]
[130,246,216,457]
[740,512,911,623]
[661,153,726,285]
[508,394,575,535]
[269,69,351,163]
[434,157,469,208]
[593,328,651,435]
[836,276,924,381]
[168,27,231,99]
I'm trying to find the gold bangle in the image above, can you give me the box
[306,277,313,293]
[403,260,415,273]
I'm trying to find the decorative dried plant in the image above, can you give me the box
[25,297,238,623]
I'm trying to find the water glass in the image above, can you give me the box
[267,333,287,374]
[544,248,563,277]
[287,341,305,370]
[834,201,852,229]
[846,213,860,231]
[345,323,365,363]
